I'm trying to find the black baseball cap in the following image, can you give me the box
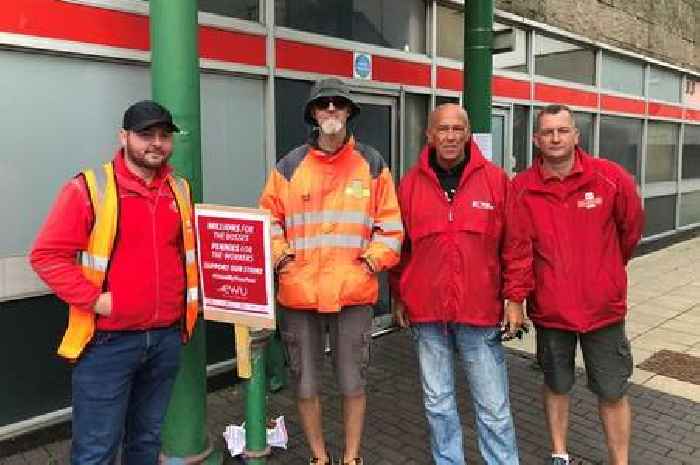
[122,100,180,133]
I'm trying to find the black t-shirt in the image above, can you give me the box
[428,149,469,201]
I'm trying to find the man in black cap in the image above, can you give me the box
[260,78,403,465]
[31,100,200,465]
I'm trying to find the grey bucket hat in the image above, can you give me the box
[303,78,360,125]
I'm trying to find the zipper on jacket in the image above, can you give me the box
[447,194,455,223]
[427,168,456,228]
[445,193,456,323]
[151,182,163,325]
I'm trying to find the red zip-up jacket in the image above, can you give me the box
[511,148,644,333]
[390,142,533,326]
[30,150,186,331]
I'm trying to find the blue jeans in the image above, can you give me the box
[412,324,519,465]
[71,326,181,465]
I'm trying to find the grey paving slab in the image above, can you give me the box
[213,332,700,465]
[2,331,699,465]
[3,237,700,465]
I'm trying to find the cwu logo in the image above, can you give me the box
[217,284,249,298]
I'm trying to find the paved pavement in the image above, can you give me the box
[503,235,700,400]
[2,237,699,465]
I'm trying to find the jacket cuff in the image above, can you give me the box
[274,251,294,272]
[360,254,378,273]
[83,286,103,314]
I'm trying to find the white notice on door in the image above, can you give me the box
[472,133,492,161]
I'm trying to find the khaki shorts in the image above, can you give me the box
[280,305,373,398]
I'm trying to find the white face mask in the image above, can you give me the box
[319,117,343,135]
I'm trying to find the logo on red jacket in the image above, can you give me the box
[471,200,494,210]
[577,191,603,209]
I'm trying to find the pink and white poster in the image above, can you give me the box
[195,205,275,329]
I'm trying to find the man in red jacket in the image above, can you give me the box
[30,100,196,465]
[391,103,532,465]
[512,105,644,465]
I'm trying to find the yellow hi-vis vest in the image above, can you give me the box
[57,162,199,361]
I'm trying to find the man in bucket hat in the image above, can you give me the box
[260,78,403,465]
[30,100,199,465]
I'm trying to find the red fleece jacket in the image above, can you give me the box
[390,141,533,326]
[511,148,644,332]
[30,150,186,331]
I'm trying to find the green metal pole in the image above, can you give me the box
[464,0,494,135]
[150,0,202,194]
[244,330,271,464]
[149,1,221,464]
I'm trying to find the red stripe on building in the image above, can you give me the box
[436,70,531,100]
[493,76,530,100]
[600,94,645,115]
[436,67,463,91]
[200,29,265,66]
[276,39,353,77]
[0,0,150,50]
[685,109,700,122]
[648,102,683,119]
[1,0,266,66]
[534,83,598,108]
[372,56,430,87]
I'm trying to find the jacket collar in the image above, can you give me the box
[538,152,584,181]
[113,149,173,195]
[418,138,488,188]
[428,148,468,177]
[527,147,595,194]
[307,136,356,163]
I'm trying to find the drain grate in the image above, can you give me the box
[637,350,700,385]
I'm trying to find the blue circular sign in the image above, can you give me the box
[354,54,371,79]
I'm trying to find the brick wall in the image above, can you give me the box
[497,0,700,72]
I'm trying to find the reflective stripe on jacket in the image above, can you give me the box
[56,162,199,360]
[259,137,403,312]
[511,148,644,332]
[390,142,533,326]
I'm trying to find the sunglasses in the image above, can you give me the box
[313,96,350,110]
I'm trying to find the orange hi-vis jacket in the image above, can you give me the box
[259,137,403,312]
[56,162,199,360]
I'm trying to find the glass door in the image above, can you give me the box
[352,94,398,173]
[492,107,514,175]
[273,80,399,331]
[352,93,398,331]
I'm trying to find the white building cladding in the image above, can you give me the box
[0,0,698,438]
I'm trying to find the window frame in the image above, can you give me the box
[273,0,431,57]
[533,32,597,88]
[600,51,645,97]
[647,64,683,104]
[59,0,268,34]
